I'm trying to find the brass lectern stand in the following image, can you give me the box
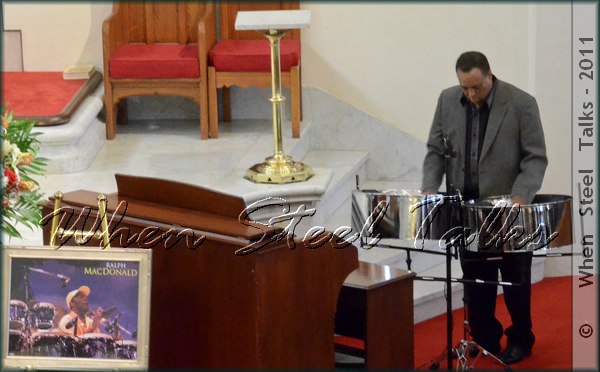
[236,10,314,184]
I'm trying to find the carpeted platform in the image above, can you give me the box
[413,275,572,370]
[2,71,106,173]
[2,71,102,126]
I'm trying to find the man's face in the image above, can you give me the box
[71,292,90,313]
[456,68,493,107]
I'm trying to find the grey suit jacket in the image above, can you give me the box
[421,78,547,203]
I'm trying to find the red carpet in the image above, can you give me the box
[414,276,573,370]
[1,71,101,125]
[2,72,85,116]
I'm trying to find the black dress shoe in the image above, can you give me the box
[499,345,532,364]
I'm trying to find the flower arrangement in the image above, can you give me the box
[2,105,47,239]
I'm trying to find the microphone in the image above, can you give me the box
[65,317,78,329]
[442,135,457,158]
[57,274,70,288]
[442,135,458,196]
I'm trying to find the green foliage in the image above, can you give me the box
[1,105,47,239]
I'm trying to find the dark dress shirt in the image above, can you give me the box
[462,78,496,199]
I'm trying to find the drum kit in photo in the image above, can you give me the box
[8,299,137,360]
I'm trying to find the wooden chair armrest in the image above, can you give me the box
[197,3,216,73]
[102,7,124,72]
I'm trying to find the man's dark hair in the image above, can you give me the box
[455,51,491,75]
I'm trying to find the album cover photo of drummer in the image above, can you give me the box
[7,257,140,360]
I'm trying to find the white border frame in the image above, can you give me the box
[1,246,151,370]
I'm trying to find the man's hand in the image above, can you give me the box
[90,306,104,330]
[511,196,528,205]
[92,306,104,322]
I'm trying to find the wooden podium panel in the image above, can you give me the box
[335,261,415,368]
[41,174,358,368]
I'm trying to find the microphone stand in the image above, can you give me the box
[359,138,462,370]
[22,267,37,306]
[443,135,457,371]
[428,136,511,371]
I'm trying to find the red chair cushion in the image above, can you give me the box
[109,44,199,79]
[209,39,300,72]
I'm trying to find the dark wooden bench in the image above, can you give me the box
[335,261,415,369]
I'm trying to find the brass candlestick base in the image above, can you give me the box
[244,26,313,184]
[246,154,313,184]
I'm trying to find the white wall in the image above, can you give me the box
[2,1,111,71]
[1,1,572,195]
[532,3,572,196]
[302,3,533,140]
[301,2,571,196]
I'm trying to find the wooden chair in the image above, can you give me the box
[208,0,302,139]
[102,1,215,139]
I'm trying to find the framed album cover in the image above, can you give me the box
[1,246,151,370]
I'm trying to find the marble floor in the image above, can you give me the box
[5,117,335,246]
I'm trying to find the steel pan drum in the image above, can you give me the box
[115,340,137,360]
[9,299,28,330]
[76,333,116,358]
[351,189,460,245]
[9,330,27,355]
[463,194,572,253]
[30,331,77,357]
[31,302,56,330]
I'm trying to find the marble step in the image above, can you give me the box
[300,149,369,230]
[36,85,105,173]
[247,149,369,237]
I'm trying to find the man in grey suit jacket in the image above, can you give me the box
[422,51,547,364]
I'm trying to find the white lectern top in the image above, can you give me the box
[235,10,311,31]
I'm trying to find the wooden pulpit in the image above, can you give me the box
[41,174,358,368]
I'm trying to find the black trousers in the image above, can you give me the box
[459,248,535,352]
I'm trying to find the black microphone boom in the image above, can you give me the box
[65,317,77,329]
[443,135,457,158]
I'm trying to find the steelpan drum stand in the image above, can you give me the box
[353,188,503,371]
[454,273,512,372]
[430,136,512,371]
[413,216,512,371]
[352,171,573,371]
[423,139,512,371]
[423,253,514,371]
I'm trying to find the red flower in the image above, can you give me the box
[4,166,19,187]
